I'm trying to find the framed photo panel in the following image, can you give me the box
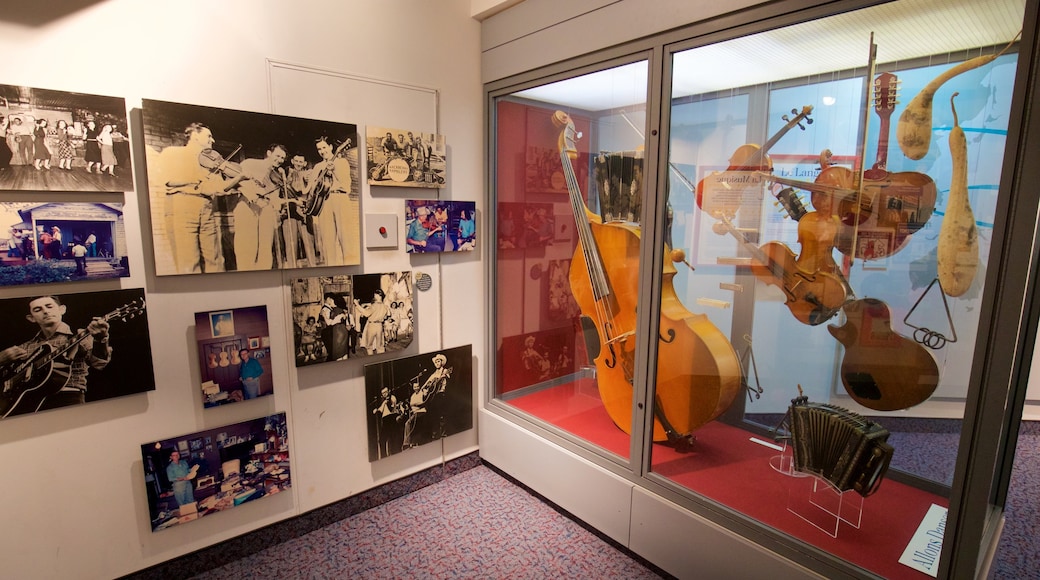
[140,412,290,532]
[404,200,476,253]
[289,272,413,367]
[0,83,131,192]
[141,98,361,276]
[194,305,273,407]
[365,344,473,461]
[1,201,130,286]
[0,287,154,420]
[366,126,445,187]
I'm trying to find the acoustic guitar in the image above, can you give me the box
[0,299,145,418]
[827,298,940,411]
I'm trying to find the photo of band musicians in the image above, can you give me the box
[1,84,133,192]
[290,272,414,367]
[364,344,472,461]
[141,99,361,276]
[366,125,445,187]
[404,199,476,253]
[0,287,154,420]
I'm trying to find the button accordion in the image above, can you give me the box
[787,395,894,497]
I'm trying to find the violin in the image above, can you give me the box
[695,106,813,217]
[199,147,244,180]
[554,111,741,449]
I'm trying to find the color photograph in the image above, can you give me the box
[366,126,445,187]
[365,344,473,461]
[0,288,154,420]
[140,412,290,532]
[289,272,413,367]
[1,83,131,192]
[141,99,360,276]
[194,305,273,407]
[404,199,476,253]
[1,201,130,286]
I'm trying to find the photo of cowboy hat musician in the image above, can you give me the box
[141,98,361,276]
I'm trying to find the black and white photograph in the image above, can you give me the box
[194,305,273,407]
[140,412,290,532]
[404,199,476,253]
[1,201,130,286]
[365,344,473,461]
[366,125,445,187]
[0,84,132,192]
[141,99,361,276]
[290,272,413,368]
[0,288,154,420]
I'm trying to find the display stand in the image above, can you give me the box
[768,440,810,478]
[787,474,864,538]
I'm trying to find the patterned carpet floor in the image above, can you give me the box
[193,465,664,579]
[189,420,1039,579]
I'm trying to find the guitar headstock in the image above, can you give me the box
[105,298,146,324]
[552,111,579,160]
[873,72,899,118]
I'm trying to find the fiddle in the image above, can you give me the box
[199,146,244,180]
[695,106,813,217]
[554,111,741,448]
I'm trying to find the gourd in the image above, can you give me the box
[937,93,978,297]
[897,35,1018,160]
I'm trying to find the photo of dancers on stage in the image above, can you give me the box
[1,83,132,192]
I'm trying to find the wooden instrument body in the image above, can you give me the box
[0,344,71,418]
[751,241,847,326]
[827,298,940,411]
[815,166,937,260]
[568,214,741,440]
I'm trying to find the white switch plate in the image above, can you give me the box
[365,214,398,249]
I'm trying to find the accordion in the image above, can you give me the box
[787,396,894,497]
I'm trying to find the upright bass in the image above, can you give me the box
[554,111,742,449]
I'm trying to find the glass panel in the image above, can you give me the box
[493,60,650,461]
[652,1,1025,578]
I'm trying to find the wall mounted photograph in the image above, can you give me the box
[289,272,413,367]
[366,126,445,187]
[0,84,131,191]
[1,201,129,286]
[496,201,555,249]
[140,412,290,532]
[194,305,273,407]
[404,199,476,253]
[0,287,154,420]
[365,344,473,461]
[141,99,360,276]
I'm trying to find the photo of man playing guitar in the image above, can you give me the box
[0,295,111,416]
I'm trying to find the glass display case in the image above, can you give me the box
[488,0,1039,577]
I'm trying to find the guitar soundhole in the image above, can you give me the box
[846,372,882,400]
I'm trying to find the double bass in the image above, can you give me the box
[553,111,742,448]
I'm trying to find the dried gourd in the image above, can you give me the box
[936,93,978,297]
[897,35,1018,160]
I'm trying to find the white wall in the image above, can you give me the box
[0,2,484,578]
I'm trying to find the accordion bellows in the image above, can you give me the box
[788,395,894,497]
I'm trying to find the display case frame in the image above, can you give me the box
[484,0,1040,578]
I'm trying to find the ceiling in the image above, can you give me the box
[513,0,1026,111]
